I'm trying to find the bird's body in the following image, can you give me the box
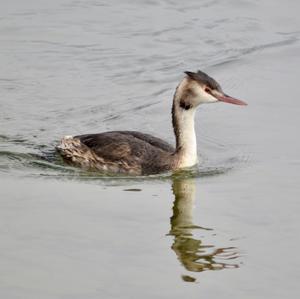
[59,131,175,175]
[56,70,246,175]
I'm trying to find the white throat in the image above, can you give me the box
[176,108,198,168]
[172,79,198,168]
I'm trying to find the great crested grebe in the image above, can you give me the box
[56,70,246,175]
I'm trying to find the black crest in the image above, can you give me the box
[185,70,222,91]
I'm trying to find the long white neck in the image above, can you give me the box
[172,79,198,168]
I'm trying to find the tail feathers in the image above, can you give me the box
[56,136,79,157]
[56,136,140,174]
[56,136,103,169]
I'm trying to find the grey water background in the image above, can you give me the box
[1,0,300,298]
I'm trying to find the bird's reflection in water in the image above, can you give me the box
[169,178,239,282]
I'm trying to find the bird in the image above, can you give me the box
[56,70,247,175]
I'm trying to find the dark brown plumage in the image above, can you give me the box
[74,131,175,175]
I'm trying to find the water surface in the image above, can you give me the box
[1,0,300,298]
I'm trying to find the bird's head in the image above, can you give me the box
[175,70,247,109]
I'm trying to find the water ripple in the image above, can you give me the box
[0,133,248,183]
